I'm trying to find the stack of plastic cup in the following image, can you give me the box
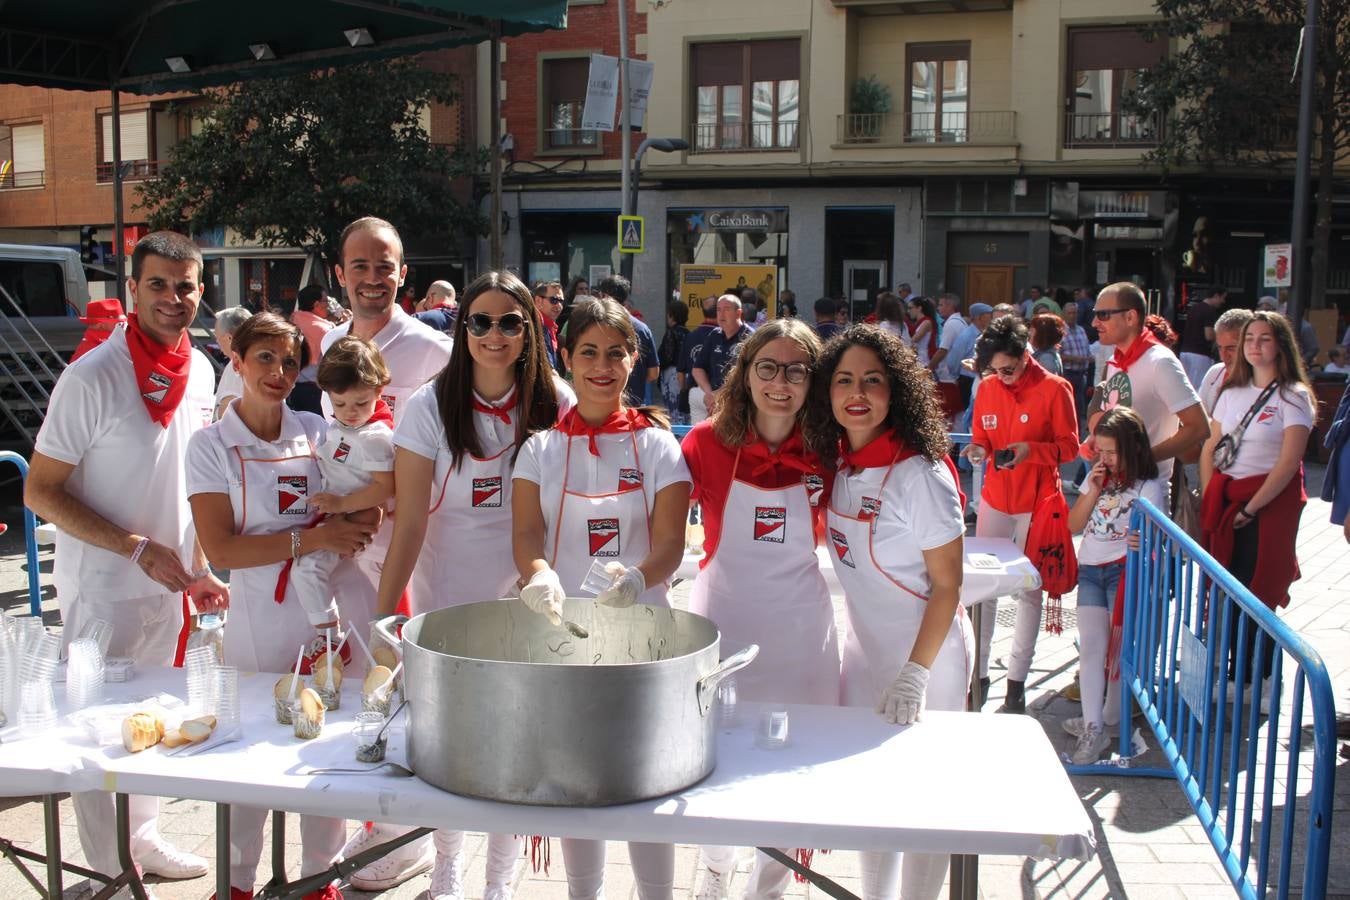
[77,618,114,660]
[15,616,46,658]
[210,666,239,732]
[65,638,105,711]
[18,681,57,732]
[183,646,217,713]
[0,618,16,726]
[19,630,60,687]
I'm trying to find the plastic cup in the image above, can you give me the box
[716,677,740,727]
[65,638,104,711]
[579,558,615,596]
[361,689,392,716]
[77,618,114,659]
[352,711,387,763]
[18,681,57,732]
[756,708,790,750]
[316,685,341,712]
[292,700,323,740]
[211,666,239,728]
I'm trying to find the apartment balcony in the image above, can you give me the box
[95,159,162,182]
[690,120,800,154]
[1063,111,1161,149]
[0,169,45,189]
[836,111,1016,146]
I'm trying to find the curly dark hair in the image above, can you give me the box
[974,314,1029,373]
[803,325,950,467]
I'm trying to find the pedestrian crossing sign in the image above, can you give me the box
[618,215,645,254]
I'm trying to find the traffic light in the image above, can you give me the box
[79,226,97,264]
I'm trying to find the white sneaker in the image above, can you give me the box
[695,866,731,900]
[137,839,209,879]
[1062,716,1085,737]
[422,853,464,900]
[483,883,514,900]
[346,824,434,891]
[1071,724,1111,765]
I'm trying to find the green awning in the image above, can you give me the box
[0,0,567,93]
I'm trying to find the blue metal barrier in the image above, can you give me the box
[0,451,41,616]
[1085,497,1335,899]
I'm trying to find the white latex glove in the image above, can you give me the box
[520,569,566,626]
[595,562,645,608]
[877,661,931,725]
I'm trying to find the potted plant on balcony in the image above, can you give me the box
[849,76,892,141]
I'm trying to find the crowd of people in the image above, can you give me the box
[24,222,1350,900]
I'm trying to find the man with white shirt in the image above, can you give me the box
[927,293,967,420]
[1198,308,1254,413]
[26,231,226,893]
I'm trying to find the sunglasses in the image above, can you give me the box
[466,312,525,338]
[753,359,810,384]
[1092,308,1128,321]
[992,363,1021,377]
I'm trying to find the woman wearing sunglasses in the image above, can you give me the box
[512,296,691,900]
[680,319,836,900]
[961,315,1079,714]
[374,270,574,900]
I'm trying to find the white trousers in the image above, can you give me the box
[434,830,520,888]
[973,507,1042,682]
[1076,606,1123,728]
[66,591,182,876]
[228,806,346,891]
[290,549,340,628]
[560,839,673,900]
[688,387,709,425]
[700,847,794,900]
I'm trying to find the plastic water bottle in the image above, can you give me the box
[186,613,226,664]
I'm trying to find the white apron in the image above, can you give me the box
[224,437,334,673]
[411,441,519,614]
[827,459,974,712]
[548,430,668,606]
[688,448,838,704]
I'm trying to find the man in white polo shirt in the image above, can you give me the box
[321,217,452,892]
[26,230,226,890]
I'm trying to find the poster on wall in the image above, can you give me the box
[1263,243,1292,288]
[678,263,778,319]
[588,265,612,287]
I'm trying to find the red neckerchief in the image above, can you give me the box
[839,429,919,472]
[743,427,816,478]
[558,407,653,456]
[1111,328,1161,374]
[472,389,518,426]
[368,397,394,428]
[125,314,192,428]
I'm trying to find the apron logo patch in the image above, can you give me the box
[804,474,824,506]
[981,414,998,430]
[618,467,643,492]
[829,527,855,568]
[753,506,786,543]
[333,441,351,463]
[1257,406,1277,424]
[277,475,309,515]
[588,518,620,556]
[472,476,502,507]
[142,371,172,405]
[859,496,882,520]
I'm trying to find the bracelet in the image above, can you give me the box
[129,537,150,564]
[290,529,302,560]
[1241,507,1256,519]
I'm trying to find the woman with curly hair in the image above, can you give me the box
[681,318,837,900]
[962,315,1079,714]
[803,325,972,900]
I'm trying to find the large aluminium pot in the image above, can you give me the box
[376,599,756,806]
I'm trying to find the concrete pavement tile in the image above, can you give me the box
[514,879,569,900]
[1111,861,1229,886]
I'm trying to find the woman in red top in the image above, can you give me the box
[962,315,1079,713]
[681,318,835,900]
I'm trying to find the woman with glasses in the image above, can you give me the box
[374,270,574,900]
[513,295,691,900]
[961,315,1079,713]
[680,319,837,900]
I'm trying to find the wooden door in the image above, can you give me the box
[966,265,1015,306]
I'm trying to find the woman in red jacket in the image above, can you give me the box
[962,315,1079,712]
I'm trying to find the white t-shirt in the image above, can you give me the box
[1090,342,1114,387]
[214,363,243,411]
[1075,476,1168,565]
[935,314,967,383]
[1323,363,1350,375]
[514,425,691,529]
[36,328,216,602]
[1100,343,1201,481]
[316,418,394,497]
[1210,382,1315,480]
[829,456,964,594]
[320,307,453,427]
[1198,361,1227,414]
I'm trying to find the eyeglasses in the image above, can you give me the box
[992,362,1022,377]
[466,312,525,338]
[1092,308,1128,321]
[752,359,810,384]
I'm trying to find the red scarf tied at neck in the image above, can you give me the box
[558,407,653,456]
[367,397,395,428]
[744,429,816,479]
[1110,328,1160,374]
[126,313,193,428]
[839,429,967,513]
[472,390,518,426]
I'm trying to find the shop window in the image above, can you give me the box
[906,43,969,143]
[692,40,799,152]
[542,57,600,152]
[0,123,45,189]
[1065,27,1165,148]
[97,110,159,181]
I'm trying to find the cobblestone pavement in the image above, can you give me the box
[0,465,1345,899]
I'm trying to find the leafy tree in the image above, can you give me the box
[138,58,486,280]
[1128,0,1348,304]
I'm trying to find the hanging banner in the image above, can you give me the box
[678,263,779,319]
[581,54,619,132]
[627,59,655,131]
[1263,243,1291,288]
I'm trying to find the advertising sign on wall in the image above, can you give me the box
[1263,243,1292,288]
[678,263,778,319]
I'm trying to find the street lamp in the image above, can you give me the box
[620,137,689,280]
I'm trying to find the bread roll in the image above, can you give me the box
[372,646,398,671]
[363,665,393,696]
[180,716,216,743]
[121,712,163,753]
[274,674,305,700]
[161,729,190,748]
[311,653,343,689]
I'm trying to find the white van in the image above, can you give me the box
[0,244,117,353]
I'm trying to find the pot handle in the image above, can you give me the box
[374,615,408,654]
[696,644,759,717]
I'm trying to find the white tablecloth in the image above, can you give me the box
[677,537,1040,608]
[0,666,1092,861]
